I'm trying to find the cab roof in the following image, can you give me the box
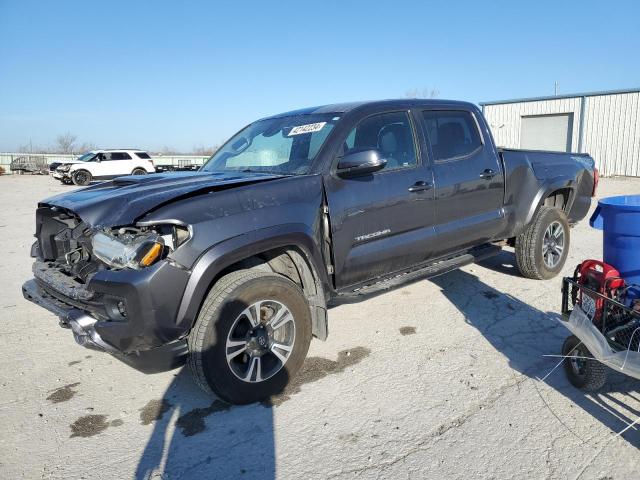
[263,99,477,119]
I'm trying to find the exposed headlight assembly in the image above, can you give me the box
[91,224,190,270]
[92,231,163,270]
[57,164,71,172]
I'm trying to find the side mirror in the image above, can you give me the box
[336,149,387,178]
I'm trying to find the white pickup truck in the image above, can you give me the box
[52,149,156,185]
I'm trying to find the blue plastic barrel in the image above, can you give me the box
[590,195,640,293]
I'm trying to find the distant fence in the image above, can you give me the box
[0,152,209,174]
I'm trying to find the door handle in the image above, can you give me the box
[408,181,431,193]
[479,168,497,180]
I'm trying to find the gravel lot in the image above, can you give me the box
[1,175,639,479]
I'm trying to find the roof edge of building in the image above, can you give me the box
[480,87,640,106]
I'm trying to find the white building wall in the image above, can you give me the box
[482,91,640,177]
[582,92,640,177]
[483,98,582,151]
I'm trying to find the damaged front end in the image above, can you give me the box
[22,205,192,373]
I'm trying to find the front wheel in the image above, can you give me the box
[187,270,312,404]
[515,206,570,279]
[72,170,92,186]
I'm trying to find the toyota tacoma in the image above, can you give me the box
[22,99,597,404]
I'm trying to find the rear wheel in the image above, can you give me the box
[562,335,607,391]
[132,168,147,176]
[72,169,92,186]
[188,270,312,404]
[515,206,570,279]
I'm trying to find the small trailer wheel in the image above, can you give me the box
[562,335,607,391]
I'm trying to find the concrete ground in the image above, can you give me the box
[1,175,639,480]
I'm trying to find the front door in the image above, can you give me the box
[325,110,437,289]
[418,108,505,256]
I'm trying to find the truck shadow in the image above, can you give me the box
[136,298,282,479]
[476,248,523,278]
[134,294,371,479]
[135,368,277,480]
[430,269,640,448]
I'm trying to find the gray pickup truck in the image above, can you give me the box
[22,99,597,404]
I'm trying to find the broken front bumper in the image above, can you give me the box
[22,279,189,373]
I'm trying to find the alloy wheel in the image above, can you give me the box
[542,221,565,268]
[225,300,296,383]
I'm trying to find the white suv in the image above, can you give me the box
[52,149,156,186]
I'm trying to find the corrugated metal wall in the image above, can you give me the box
[582,92,640,177]
[483,97,582,152]
[482,91,640,177]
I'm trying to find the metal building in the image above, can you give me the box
[480,88,640,177]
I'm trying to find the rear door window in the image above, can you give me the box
[421,110,483,162]
[109,152,132,160]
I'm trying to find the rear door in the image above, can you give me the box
[103,152,133,177]
[419,109,505,255]
[324,110,437,288]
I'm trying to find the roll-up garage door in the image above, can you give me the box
[520,113,573,152]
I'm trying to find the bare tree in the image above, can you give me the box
[404,87,440,99]
[17,143,33,153]
[154,145,219,156]
[427,87,440,99]
[76,141,98,152]
[17,139,41,153]
[404,88,419,99]
[159,146,180,156]
[56,132,78,154]
[192,145,219,156]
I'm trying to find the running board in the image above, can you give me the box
[335,244,501,302]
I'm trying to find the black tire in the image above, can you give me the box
[515,206,570,280]
[72,169,92,186]
[187,270,312,404]
[132,168,147,176]
[62,177,73,185]
[562,335,607,391]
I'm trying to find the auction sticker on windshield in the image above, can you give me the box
[288,122,326,136]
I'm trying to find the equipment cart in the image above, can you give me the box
[561,260,640,391]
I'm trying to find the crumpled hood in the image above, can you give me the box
[51,161,82,169]
[41,171,287,227]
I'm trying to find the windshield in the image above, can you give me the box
[75,152,97,162]
[201,114,340,175]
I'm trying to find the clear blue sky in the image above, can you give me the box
[1,0,638,152]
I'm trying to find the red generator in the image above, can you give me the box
[573,260,625,325]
